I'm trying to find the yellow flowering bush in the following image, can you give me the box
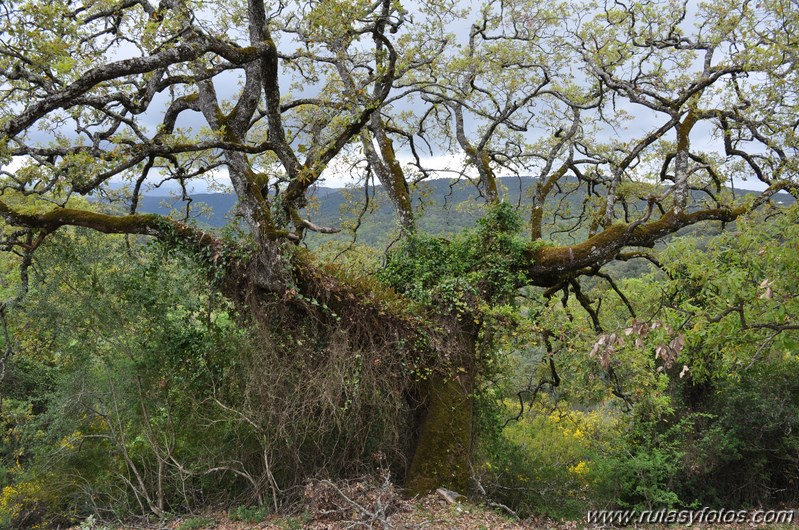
[479,400,625,519]
[0,477,62,529]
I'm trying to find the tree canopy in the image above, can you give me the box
[2,0,795,252]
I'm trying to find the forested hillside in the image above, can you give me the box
[136,177,796,244]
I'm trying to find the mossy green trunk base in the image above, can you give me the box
[404,372,473,495]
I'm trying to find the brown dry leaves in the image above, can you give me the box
[589,320,687,374]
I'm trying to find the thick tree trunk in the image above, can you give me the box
[405,373,474,495]
[404,331,476,495]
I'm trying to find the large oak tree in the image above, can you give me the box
[0,0,796,494]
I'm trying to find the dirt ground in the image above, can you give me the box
[92,477,798,530]
[146,494,548,530]
[139,494,797,530]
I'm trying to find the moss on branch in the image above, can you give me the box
[0,199,230,269]
[528,207,746,286]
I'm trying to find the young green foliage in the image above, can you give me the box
[380,203,537,309]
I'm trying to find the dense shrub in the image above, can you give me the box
[476,396,624,519]
[0,230,414,526]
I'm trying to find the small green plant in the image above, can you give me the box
[79,515,109,530]
[229,504,271,523]
[277,514,310,530]
[177,516,216,530]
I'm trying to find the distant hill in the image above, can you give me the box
[134,177,795,247]
[136,186,344,227]
[137,193,239,227]
[135,178,546,244]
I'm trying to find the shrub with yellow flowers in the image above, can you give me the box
[477,398,625,520]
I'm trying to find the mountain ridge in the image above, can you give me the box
[134,177,795,246]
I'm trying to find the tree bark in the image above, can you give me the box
[405,372,474,495]
[405,328,476,495]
